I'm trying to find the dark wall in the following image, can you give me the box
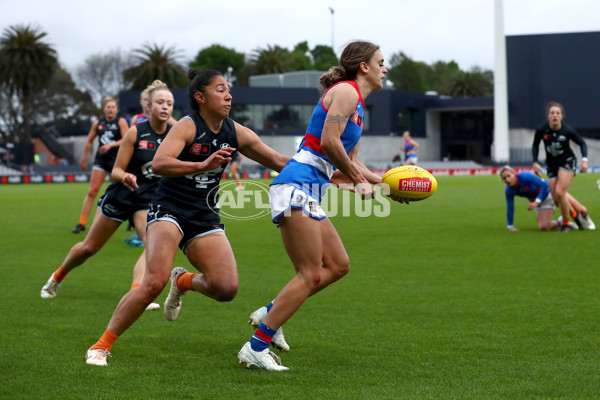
[507,31,600,132]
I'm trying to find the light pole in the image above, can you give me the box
[329,7,335,50]
[493,0,510,163]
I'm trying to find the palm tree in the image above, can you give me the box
[0,23,57,143]
[123,43,187,90]
[249,45,291,75]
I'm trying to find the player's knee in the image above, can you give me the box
[214,281,238,302]
[143,277,168,298]
[80,242,101,257]
[87,188,100,197]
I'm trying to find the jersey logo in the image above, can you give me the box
[139,140,156,150]
[190,143,210,155]
[98,124,106,130]
[350,111,363,128]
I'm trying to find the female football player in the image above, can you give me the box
[72,97,128,233]
[85,69,291,366]
[238,41,404,370]
[500,165,594,231]
[41,82,175,313]
[532,102,590,232]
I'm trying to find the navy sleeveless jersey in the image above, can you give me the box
[104,121,171,203]
[152,113,239,223]
[94,116,122,166]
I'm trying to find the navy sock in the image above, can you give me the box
[249,322,276,352]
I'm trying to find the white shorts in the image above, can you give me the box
[535,192,555,212]
[269,184,327,223]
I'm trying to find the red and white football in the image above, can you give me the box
[381,166,437,201]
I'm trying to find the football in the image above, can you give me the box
[381,166,437,201]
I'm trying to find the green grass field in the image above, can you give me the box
[1,174,599,399]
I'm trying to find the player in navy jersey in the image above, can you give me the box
[532,102,590,232]
[238,41,404,371]
[85,69,291,366]
[41,85,175,312]
[125,81,177,245]
[499,165,594,231]
[73,97,128,233]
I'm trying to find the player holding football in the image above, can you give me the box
[499,165,594,231]
[532,101,591,232]
[41,82,175,312]
[238,41,404,371]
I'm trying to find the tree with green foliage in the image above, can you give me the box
[249,44,291,75]
[386,51,493,97]
[34,65,97,125]
[189,44,245,75]
[123,43,187,90]
[311,45,338,71]
[284,41,312,71]
[0,23,58,143]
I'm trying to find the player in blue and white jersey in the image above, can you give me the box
[500,165,594,231]
[238,41,404,371]
[403,130,419,165]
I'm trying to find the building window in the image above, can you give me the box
[231,104,371,135]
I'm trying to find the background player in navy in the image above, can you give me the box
[73,97,128,233]
[499,165,593,231]
[41,85,175,311]
[532,101,589,232]
[85,69,290,366]
[238,41,403,371]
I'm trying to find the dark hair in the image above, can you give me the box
[545,101,565,118]
[319,41,380,89]
[187,69,224,112]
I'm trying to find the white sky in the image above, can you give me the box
[1,0,599,73]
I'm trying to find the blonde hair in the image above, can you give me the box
[101,96,116,109]
[146,79,169,102]
[499,165,515,179]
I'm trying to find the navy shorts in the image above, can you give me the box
[547,156,577,179]
[98,193,150,223]
[146,203,225,254]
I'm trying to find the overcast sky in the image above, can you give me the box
[1,0,599,73]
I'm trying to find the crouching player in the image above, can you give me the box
[499,165,595,232]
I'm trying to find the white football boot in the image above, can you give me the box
[41,275,61,298]
[145,302,160,311]
[85,348,111,366]
[237,342,288,371]
[248,306,290,352]
[583,214,596,230]
[557,216,578,230]
[164,267,188,321]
